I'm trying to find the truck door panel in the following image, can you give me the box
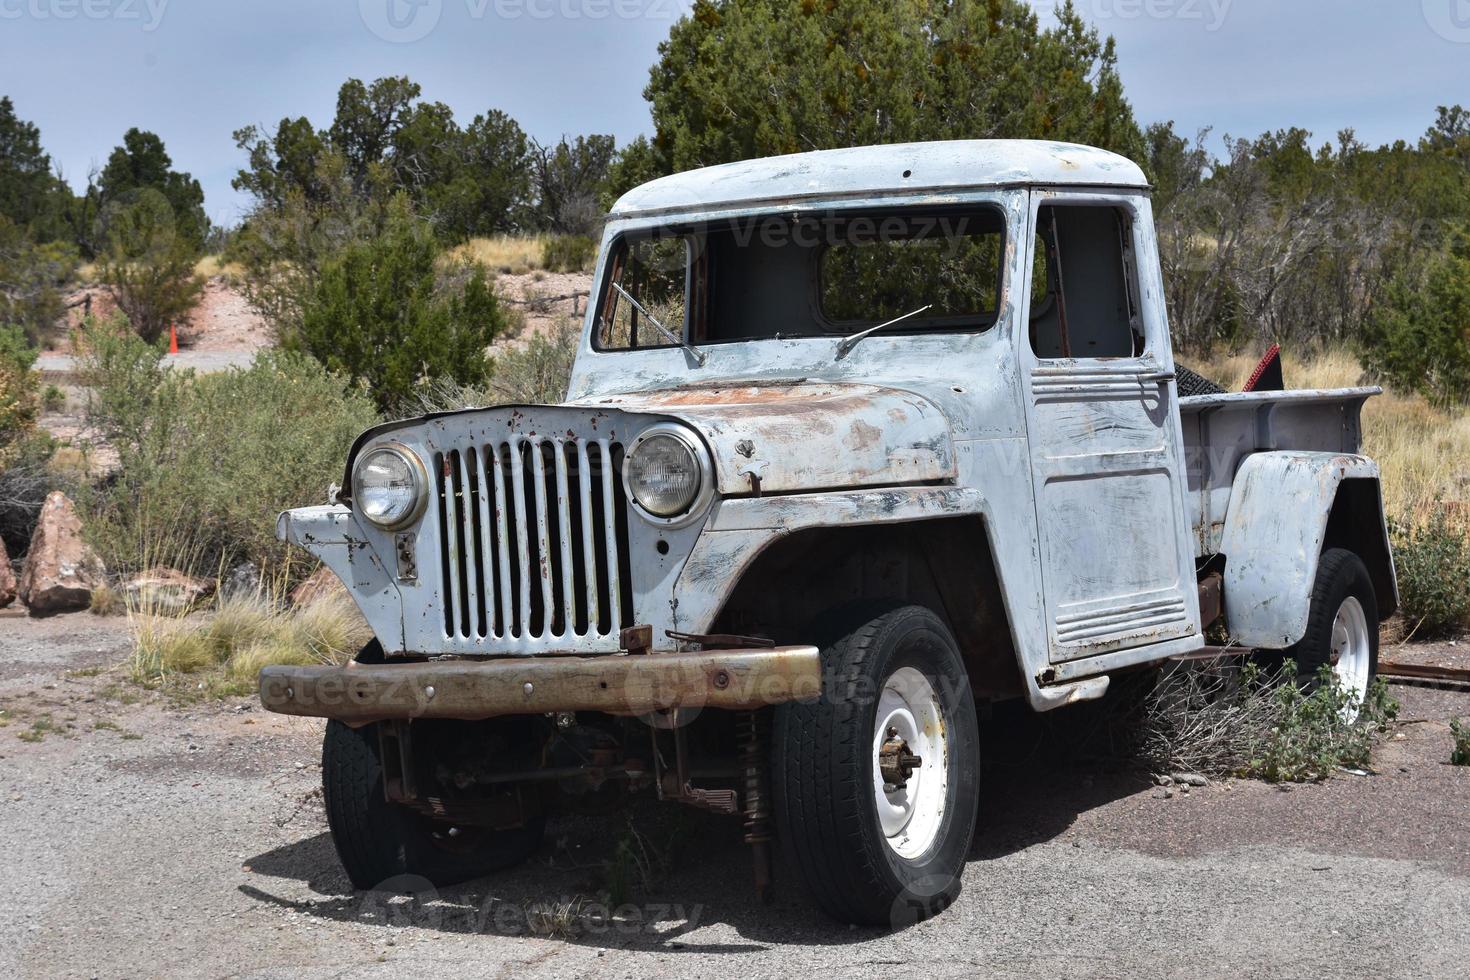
[1020,197,1200,663]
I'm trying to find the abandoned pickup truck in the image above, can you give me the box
[260,140,1397,927]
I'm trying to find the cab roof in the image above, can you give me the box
[609,140,1149,219]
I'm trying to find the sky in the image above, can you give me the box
[0,0,1466,227]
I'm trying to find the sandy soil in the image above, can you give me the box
[51,278,269,356]
[2,613,1468,979]
[494,271,593,348]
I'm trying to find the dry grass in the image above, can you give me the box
[447,235,551,275]
[1190,349,1470,522]
[127,573,370,692]
[193,254,245,281]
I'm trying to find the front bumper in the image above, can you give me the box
[258,646,822,723]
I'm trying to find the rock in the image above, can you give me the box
[124,568,215,615]
[17,492,106,615]
[1171,772,1209,787]
[1154,774,1173,787]
[289,565,346,607]
[0,538,16,608]
[220,562,262,601]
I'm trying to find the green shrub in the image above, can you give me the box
[539,234,597,273]
[1360,227,1470,404]
[96,189,205,344]
[0,322,53,556]
[77,319,380,577]
[1453,719,1470,767]
[1390,507,1470,638]
[293,195,507,413]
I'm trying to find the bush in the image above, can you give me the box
[539,234,597,273]
[0,322,54,556]
[1141,658,1399,782]
[417,319,579,411]
[1452,718,1470,766]
[77,319,380,578]
[1360,227,1470,404]
[293,196,507,413]
[1390,506,1470,638]
[96,190,205,344]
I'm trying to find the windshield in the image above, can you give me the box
[593,204,1007,351]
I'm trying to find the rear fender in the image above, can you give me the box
[1220,452,1396,649]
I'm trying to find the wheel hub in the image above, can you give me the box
[878,726,923,789]
[872,667,949,859]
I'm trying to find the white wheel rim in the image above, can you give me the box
[873,666,948,859]
[1330,595,1371,719]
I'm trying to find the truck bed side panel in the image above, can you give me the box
[1179,387,1377,557]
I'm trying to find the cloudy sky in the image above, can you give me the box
[1,0,1466,226]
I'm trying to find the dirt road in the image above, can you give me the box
[2,613,1468,979]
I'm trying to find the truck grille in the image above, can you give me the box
[434,437,633,649]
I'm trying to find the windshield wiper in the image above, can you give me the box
[610,281,708,366]
[835,304,934,359]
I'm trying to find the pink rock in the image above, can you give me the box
[17,492,107,615]
[0,537,16,608]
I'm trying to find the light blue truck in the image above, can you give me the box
[261,140,1396,925]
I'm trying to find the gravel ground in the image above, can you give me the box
[2,612,1468,979]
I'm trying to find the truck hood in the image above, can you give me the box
[572,381,956,496]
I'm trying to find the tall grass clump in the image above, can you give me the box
[448,235,550,275]
[75,316,380,581]
[1140,657,1398,783]
[128,580,369,690]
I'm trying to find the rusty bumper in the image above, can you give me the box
[258,646,822,723]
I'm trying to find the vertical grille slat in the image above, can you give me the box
[490,445,514,638]
[456,450,482,638]
[472,448,497,639]
[577,439,601,631]
[598,440,623,635]
[553,441,577,638]
[442,452,464,638]
[509,439,531,637]
[531,442,555,636]
[436,432,631,651]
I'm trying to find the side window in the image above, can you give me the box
[1029,205,1143,359]
[596,236,690,351]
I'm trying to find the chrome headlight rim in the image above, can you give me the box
[352,443,429,531]
[622,422,714,528]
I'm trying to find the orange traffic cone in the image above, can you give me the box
[168,324,179,355]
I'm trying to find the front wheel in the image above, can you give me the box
[773,604,980,927]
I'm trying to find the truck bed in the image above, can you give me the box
[1178,387,1379,556]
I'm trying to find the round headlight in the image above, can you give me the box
[354,446,425,529]
[626,432,703,518]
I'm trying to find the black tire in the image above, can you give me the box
[773,604,980,927]
[1285,548,1379,715]
[321,644,545,891]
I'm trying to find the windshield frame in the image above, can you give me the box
[588,200,1011,353]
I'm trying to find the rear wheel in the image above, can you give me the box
[1285,548,1379,721]
[773,604,980,927]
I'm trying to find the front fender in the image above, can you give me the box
[1220,452,1390,649]
[276,505,405,651]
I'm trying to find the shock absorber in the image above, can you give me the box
[738,711,772,900]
